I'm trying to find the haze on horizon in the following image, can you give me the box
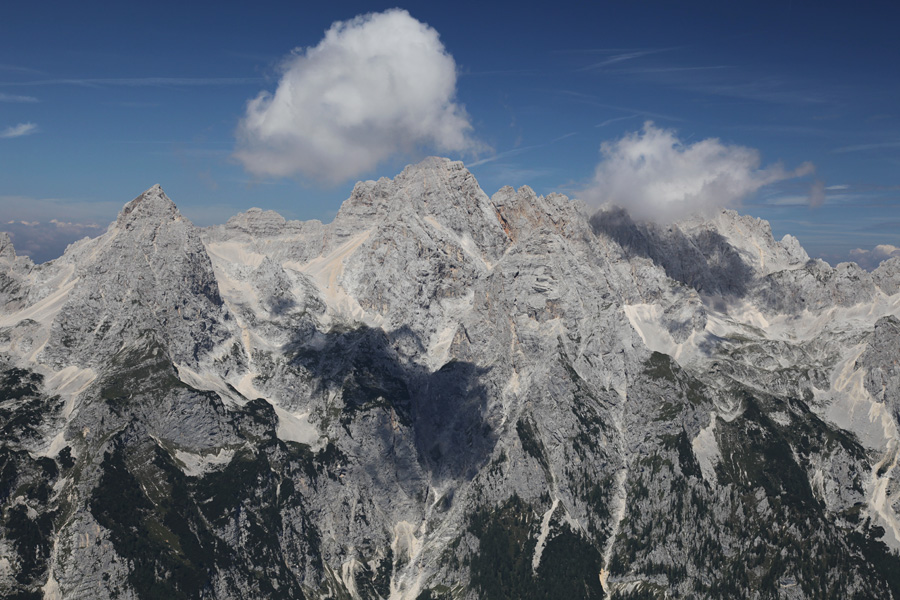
[1,0,898,267]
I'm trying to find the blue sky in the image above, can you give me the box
[1,0,898,266]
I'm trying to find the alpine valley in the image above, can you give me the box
[3,157,900,600]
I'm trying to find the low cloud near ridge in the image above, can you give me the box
[234,9,477,184]
[580,121,814,222]
[2,220,104,264]
[849,244,900,271]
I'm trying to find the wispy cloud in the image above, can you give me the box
[683,80,828,105]
[467,130,579,168]
[555,90,685,122]
[467,144,544,168]
[759,195,814,206]
[0,64,43,74]
[833,141,900,153]
[553,48,645,55]
[862,220,900,233]
[0,77,262,88]
[611,65,732,75]
[576,47,682,72]
[459,68,537,77]
[551,131,578,143]
[109,101,160,108]
[808,180,826,208]
[0,92,38,103]
[578,50,658,71]
[0,122,38,138]
[757,191,864,207]
[606,58,831,106]
[597,115,639,128]
[727,124,834,137]
[475,163,556,185]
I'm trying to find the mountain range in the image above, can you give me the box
[2,157,900,599]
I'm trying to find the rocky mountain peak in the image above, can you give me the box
[394,157,485,204]
[336,157,488,222]
[397,155,464,178]
[223,207,289,238]
[0,231,17,262]
[115,184,181,229]
[0,231,34,275]
[874,256,900,295]
[329,157,509,263]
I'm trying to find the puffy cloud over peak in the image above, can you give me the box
[234,9,478,184]
[580,122,814,223]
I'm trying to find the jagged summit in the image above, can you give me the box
[223,207,290,237]
[397,155,466,179]
[0,231,17,261]
[116,183,182,228]
[0,231,34,276]
[336,157,486,218]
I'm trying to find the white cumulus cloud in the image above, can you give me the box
[0,122,38,139]
[234,9,477,183]
[580,121,814,222]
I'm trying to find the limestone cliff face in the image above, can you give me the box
[2,158,900,600]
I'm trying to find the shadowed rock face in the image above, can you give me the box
[2,157,900,600]
[592,206,755,297]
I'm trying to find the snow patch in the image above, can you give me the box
[427,324,458,370]
[691,412,721,484]
[287,230,377,325]
[40,431,68,459]
[820,345,895,451]
[205,241,267,269]
[503,370,523,398]
[273,405,320,447]
[184,361,321,448]
[175,363,244,407]
[340,558,362,600]
[600,466,629,594]
[45,365,96,419]
[174,448,235,477]
[0,273,77,330]
[41,570,61,600]
[423,216,492,270]
[389,521,424,600]
[532,497,559,571]
[623,303,702,363]
[235,371,265,402]
[425,290,476,370]
[815,344,900,550]
[770,411,791,426]
[811,467,826,503]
